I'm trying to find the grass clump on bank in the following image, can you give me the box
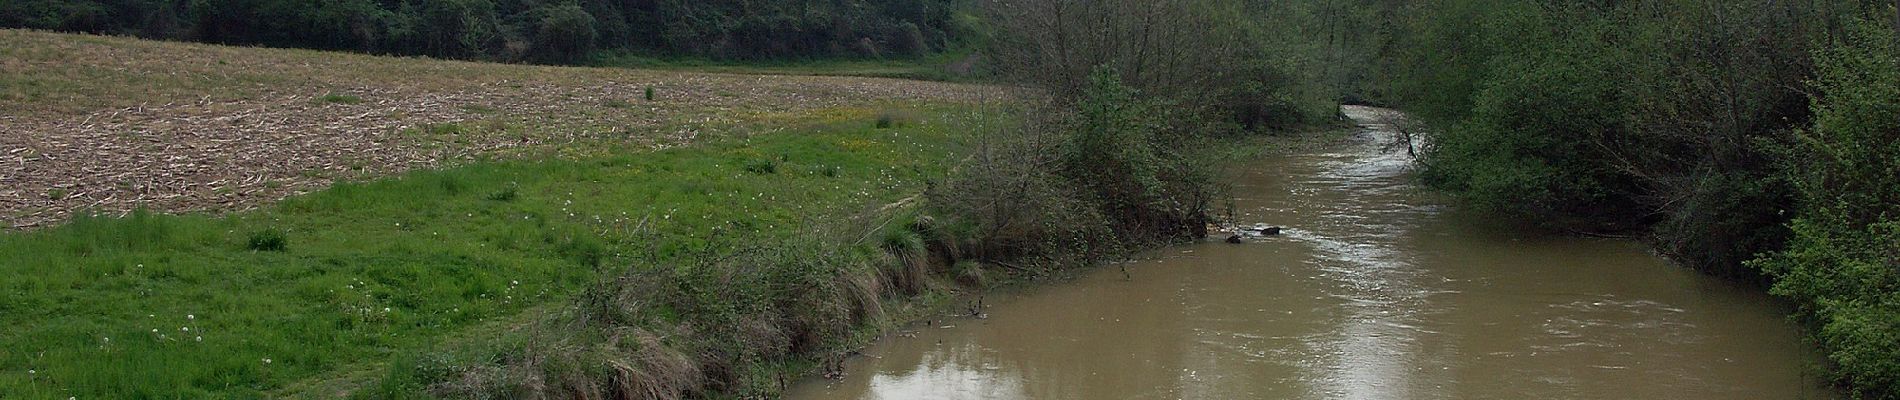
[0,107,963,399]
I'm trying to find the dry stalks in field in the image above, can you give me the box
[0,30,1004,229]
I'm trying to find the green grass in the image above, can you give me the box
[586,50,989,82]
[319,93,364,105]
[0,108,967,399]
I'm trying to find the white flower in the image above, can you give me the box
[181,327,189,332]
[383,307,391,312]
[511,280,519,285]
[263,358,272,364]
[26,369,33,374]
[194,336,202,342]
[186,314,195,320]
[151,329,158,333]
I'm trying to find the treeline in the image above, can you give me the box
[0,0,969,63]
[1363,0,1900,397]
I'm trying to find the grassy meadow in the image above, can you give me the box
[0,100,970,398]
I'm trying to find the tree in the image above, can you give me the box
[531,3,598,63]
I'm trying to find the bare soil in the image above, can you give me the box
[0,29,1003,229]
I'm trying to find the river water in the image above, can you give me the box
[787,106,1835,400]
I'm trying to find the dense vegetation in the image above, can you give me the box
[1362,0,1900,397]
[0,0,971,63]
[1757,21,1900,398]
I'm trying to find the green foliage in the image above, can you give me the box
[984,0,1336,129]
[0,0,969,63]
[1397,1,1820,258]
[318,92,362,104]
[742,158,778,175]
[1061,68,1214,242]
[1414,7,1651,229]
[1756,20,1900,399]
[923,69,1219,270]
[1384,1,1898,395]
[245,228,286,251]
[529,3,597,64]
[485,184,517,202]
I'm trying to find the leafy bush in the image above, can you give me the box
[1061,68,1214,242]
[529,4,598,64]
[1755,20,1900,399]
[246,229,286,252]
[319,92,363,104]
[742,159,777,175]
[923,69,1217,268]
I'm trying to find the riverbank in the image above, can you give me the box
[789,106,1836,399]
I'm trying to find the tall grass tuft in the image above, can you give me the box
[246,229,287,252]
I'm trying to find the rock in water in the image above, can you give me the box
[1226,235,1245,244]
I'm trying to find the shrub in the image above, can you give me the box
[1060,67,1214,242]
[319,92,363,104]
[1755,20,1900,398]
[246,229,287,252]
[485,184,518,202]
[741,159,777,175]
[530,4,598,64]
[893,21,929,56]
[951,260,989,288]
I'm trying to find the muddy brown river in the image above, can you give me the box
[788,106,1837,399]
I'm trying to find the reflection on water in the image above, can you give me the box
[788,106,1835,400]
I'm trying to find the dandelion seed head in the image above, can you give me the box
[194,336,202,342]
